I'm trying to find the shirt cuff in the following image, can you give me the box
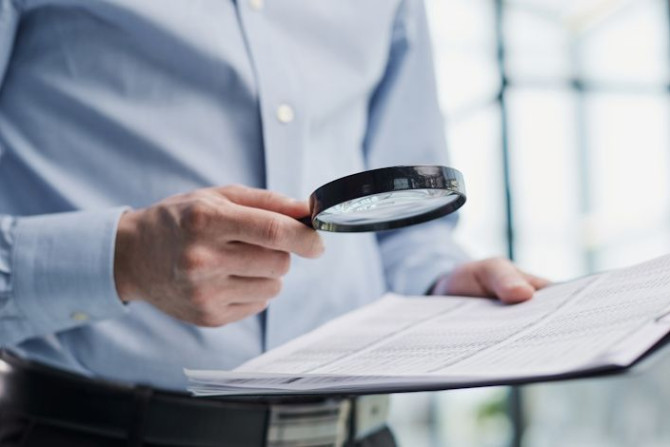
[12,208,129,335]
[0,215,15,291]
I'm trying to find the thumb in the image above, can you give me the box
[212,184,310,218]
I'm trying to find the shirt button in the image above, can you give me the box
[276,104,295,124]
[71,312,89,322]
[249,0,264,11]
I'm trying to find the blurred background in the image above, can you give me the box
[388,0,670,446]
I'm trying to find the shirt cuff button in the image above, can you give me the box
[71,311,90,322]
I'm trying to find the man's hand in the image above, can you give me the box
[113,185,324,327]
[436,257,550,304]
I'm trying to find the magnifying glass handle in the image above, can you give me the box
[297,215,313,228]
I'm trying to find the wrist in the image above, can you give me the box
[114,209,142,303]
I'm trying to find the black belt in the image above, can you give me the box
[0,353,388,447]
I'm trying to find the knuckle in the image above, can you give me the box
[220,184,244,197]
[177,248,209,276]
[181,199,214,234]
[263,217,284,245]
[154,203,175,223]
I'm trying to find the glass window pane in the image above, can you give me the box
[577,0,669,84]
[585,92,670,270]
[505,7,572,81]
[507,88,585,279]
[448,106,508,258]
[428,0,499,115]
[522,91,670,447]
[435,53,500,115]
[428,0,496,46]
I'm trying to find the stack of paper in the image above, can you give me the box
[185,255,670,397]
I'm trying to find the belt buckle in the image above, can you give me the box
[266,399,351,447]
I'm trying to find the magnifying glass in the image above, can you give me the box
[299,165,466,232]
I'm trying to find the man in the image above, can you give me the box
[0,0,547,445]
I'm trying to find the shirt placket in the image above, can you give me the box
[236,0,308,351]
[236,0,305,199]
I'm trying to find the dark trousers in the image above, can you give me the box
[0,409,397,447]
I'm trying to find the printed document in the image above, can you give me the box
[186,255,670,396]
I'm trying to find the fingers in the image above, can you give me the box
[227,204,324,258]
[224,302,272,324]
[213,184,310,219]
[189,277,280,327]
[223,243,292,278]
[475,258,536,304]
[192,301,271,328]
[128,185,320,329]
[185,185,323,258]
[191,276,283,305]
[523,272,551,290]
[224,276,283,303]
[444,259,551,303]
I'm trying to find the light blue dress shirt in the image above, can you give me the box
[0,0,467,391]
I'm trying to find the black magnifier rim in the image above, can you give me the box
[308,165,466,232]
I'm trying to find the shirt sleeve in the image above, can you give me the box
[364,0,471,296]
[0,2,127,345]
[0,0,20,89]
[0,210,129,345]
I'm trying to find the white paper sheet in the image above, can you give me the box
[186,255,670,396]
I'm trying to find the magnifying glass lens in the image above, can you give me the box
[305,165,466,232]
[315,189,459,226]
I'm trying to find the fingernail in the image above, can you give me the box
[501,281,534,303]
[505,279,532,291]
